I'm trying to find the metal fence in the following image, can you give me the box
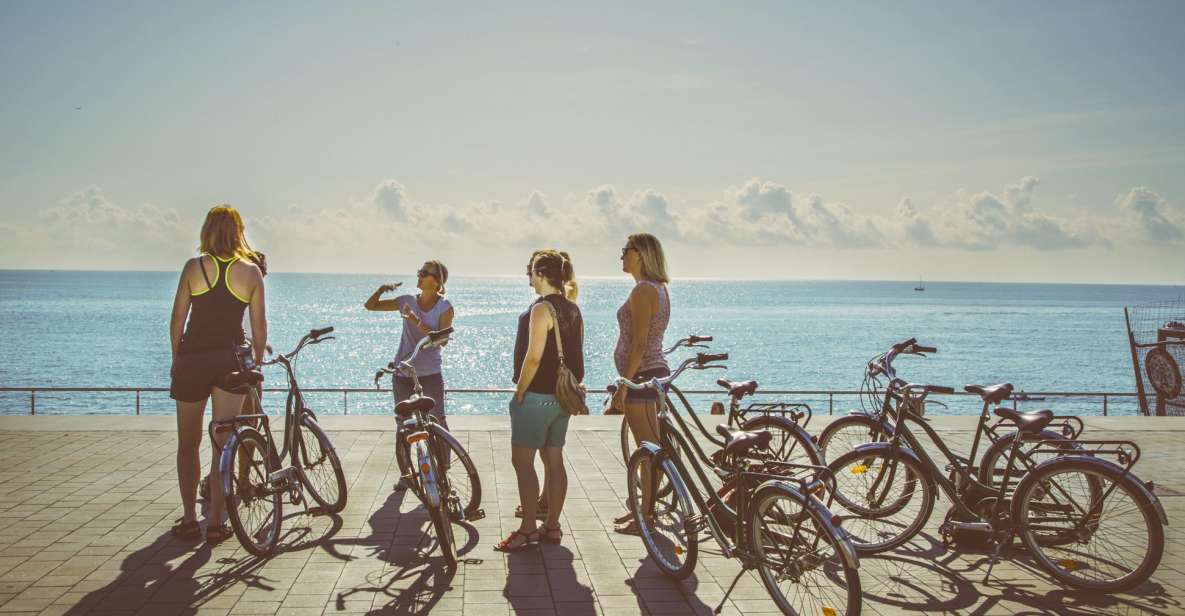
[0,387,1142,416]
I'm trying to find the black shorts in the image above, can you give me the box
[625,367,671,402]
[170,349,249,403]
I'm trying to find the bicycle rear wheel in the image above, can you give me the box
[223,429,283,557]
[1015,459,1163,592]
[429,423,482,518]
[626,447,698,579]
[827,447,934,555]
[741,415,821,468]
[750,485,861,616]
[298,412,347,513]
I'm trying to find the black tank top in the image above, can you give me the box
[513,295,584,394]
[179,255,249,354]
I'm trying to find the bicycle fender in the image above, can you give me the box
[1013,455,1168,526]
[753,479,859,571]
[849,441,920,465]
[845,411,896,437]
[413,440,441,509]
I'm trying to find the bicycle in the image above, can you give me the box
[619,352,862,616]
[825,338,1167,592]
[373,326,482,568]
[816,340,1088,492]
[209,327,349,557]
[618,334,821,471]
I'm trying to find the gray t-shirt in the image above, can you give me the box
[393,294,453,377]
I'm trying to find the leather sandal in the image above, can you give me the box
[493,529,540,552]
[542,525,563,543]
[205,523,233,544]
[170,517,201,540]
[514,499,548,519]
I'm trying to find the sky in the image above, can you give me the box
[1,1,1183,284]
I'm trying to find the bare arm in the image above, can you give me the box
[170,260,193,359]
[622,284,657,379]
[435,307,455,346]
[514,303,552,403]
[364,284,402,311]
[247,267,267,365]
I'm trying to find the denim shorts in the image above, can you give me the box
[510,392,570,449]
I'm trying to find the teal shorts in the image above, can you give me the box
[510,392,570,449]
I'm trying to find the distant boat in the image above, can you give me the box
[914,276,925,292]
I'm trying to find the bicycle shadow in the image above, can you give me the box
[628,556,715,615]
[331,488,479,615]
[61,531,271,615]
[853,531,1182,615]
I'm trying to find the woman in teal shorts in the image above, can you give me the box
[495,249,583,551]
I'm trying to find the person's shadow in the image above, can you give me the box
[504,543,594,614]
[62,532,271,615]
[629,556,714,615]
[331,489,477,614]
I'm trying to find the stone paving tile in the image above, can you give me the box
[0,417,1183,615]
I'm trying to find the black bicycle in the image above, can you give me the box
[373,326,482,568]
[619,352,862,616]
[210,327,348,557]
[826,338,1167,592]
[618,334,821,471]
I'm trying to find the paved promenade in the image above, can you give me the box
[1,415,1184,615]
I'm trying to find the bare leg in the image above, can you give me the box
[620,400,660,525]
[176,399,208,523]
[511,446,540,535]
[538,450,548,511]
[541,447,567,531]
[207,387,247,525]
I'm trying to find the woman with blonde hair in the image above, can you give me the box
[169,205,267,542]
[610,233,671,534]
[496,249,583,551]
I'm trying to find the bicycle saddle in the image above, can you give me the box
[716,424,772,458]
[992,407,1054,435]
[395,396,435,418]
[964,383,1013,404]
[224,370,263,388]
[716,378,758,400]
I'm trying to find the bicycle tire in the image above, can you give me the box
[750,485,862,616]
[298,412,348,513]
[977,429,1082,491]
[817,414,890,463]
[627,446,698,579]
[741,415,822,468]
[396,428,425,499]
[223,428,283,557]
[428,423,482,518]
[1014,458,1164,592]
[827,447,935,555]
[430,495,458,567]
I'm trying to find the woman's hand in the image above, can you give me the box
[379,282,402,294]
[612,383,628,411]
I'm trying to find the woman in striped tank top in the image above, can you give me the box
[610,233,672,534]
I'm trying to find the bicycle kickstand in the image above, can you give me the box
[982,535,1008,584]
[714,566,750,615]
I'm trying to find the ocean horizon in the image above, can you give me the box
[1,269,1182,417]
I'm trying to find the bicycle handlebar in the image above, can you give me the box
[663,333,714,355]
[310,326,334,339]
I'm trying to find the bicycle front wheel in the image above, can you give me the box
[817,415,889,464]
[430,496,458,567]
[223,428,283,557]
[827,447,934,555]
[1015,459,1163,592]
[750,486,861,616]
[626,446,698,579]
[298,412,347,513]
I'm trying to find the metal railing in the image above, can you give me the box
[0,387,1143,416]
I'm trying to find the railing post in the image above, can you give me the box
[828,393,834,415]
[1103,394,1108,416]
[136,390,141,415]
[30,391,35,415]
[343,391,348,415]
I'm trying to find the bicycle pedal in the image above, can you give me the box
[685,514,708,533]
[307,506,330,517]
[468,509,486,522]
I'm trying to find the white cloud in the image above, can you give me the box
[1117,187,1183,243]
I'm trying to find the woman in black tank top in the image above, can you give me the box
[168,205,267,542]
[496,250,583,551]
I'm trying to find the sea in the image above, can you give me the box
[1,270,1181,417]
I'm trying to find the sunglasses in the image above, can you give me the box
[621,244,637,258]
[417,268,439,279]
